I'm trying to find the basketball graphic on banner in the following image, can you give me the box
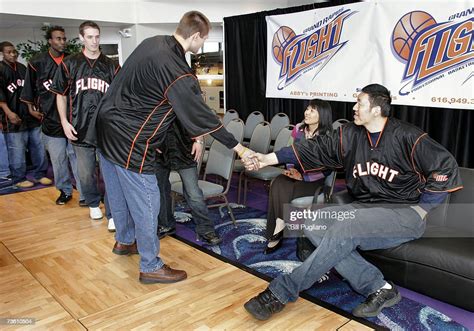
[392,11,437,61]
[272,26,296,64]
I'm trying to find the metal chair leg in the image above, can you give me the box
[223,195,236,226]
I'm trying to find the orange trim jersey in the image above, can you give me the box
[278,118,462,203]
[20,51,67,137]
[87,36,238,174]
[0,60,39,132]
[50,52,120,145]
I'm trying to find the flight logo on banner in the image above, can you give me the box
[392,9,474,97]
[271,8,356,90]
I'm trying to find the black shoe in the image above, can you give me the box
[199,231,222,245]
[158,226,176,239]
[244,288,285,321]
[352,282,401,318]
[56,190,72,205]
[264,239,282,255]
[79,200,88,207]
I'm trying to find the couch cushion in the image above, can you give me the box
[367,235,474,280]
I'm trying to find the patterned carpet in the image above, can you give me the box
[174,205,469,330]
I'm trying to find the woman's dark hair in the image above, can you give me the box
[300,99,333,135]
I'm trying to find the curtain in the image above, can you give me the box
[224,1,473,168]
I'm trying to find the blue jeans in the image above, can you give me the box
[269,203,426,303]
[99,153,163,272]
[156,166,214,235]
[42,134,83,197]
[73,145,101,207]
[0,132,10,177]
[4,127,48,184]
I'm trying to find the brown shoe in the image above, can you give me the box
[112,241,138,255]
[139,264,187,284]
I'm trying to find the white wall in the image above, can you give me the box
[0,0,135,23]
[1,0,323,62]
[3,26,122,64]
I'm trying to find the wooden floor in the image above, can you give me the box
[0,187,372,330]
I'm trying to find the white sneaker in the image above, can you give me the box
[107,218,116,232]
[89,207,103,220]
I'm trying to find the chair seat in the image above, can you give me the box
[245,166,284,181]
[171,180,224,197]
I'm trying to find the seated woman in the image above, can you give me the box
[264,99,333,254]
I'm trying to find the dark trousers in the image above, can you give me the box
[266,174,323,240]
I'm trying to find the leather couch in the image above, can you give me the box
[332,167,474,312]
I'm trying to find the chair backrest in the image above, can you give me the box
[223,109,239,126]
[272,124,294,152]
[249,121,271,154]
[204,119,244,180]
[270,113,290,140]
[244,111,264,140]
[332,118,350,130]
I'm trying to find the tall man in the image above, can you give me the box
[51,21,119,222]
[21,26,84,205]
[243,84,463,320]
[0,42,51,188]
[86,11,252,284]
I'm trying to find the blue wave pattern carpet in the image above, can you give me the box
[175,205,468,330]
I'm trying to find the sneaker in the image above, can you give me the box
[198,231,222,245]
[37,177,53,185]
[244,288,285,321]
[158,226,176,239]
[15,180,34,188]
[56,190,72,205]
[89,207,103,220]
[352,281,401,318]
[79,200,88,207]
[107,218,116,232]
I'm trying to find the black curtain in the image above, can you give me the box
[224,1,474,168]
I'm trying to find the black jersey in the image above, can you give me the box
[21,51,68,137]
[289,118,462,203]
[0,60,39,132]
[89,36,238,174]
[50,51,119,145]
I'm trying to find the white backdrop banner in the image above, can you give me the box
[266,1,474,109]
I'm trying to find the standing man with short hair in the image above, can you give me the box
[51,21,120,221]
[86,11,253,284]
[0,42,51,189]
[21,26,84,205]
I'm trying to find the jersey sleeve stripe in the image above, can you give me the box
[191,124,224,140]
[139,107,175,173]
[163,73,196,99]
[125,99,167,170]
[410,133,428,182]
[28,63,37,71]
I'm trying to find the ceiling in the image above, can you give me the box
[0,0,327,30]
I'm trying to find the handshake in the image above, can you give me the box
[236,146,277,171]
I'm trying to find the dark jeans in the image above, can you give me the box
[269,203,426,303]
[73,145,101,207]
[4,127,48,183]
[156,165,214,235]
